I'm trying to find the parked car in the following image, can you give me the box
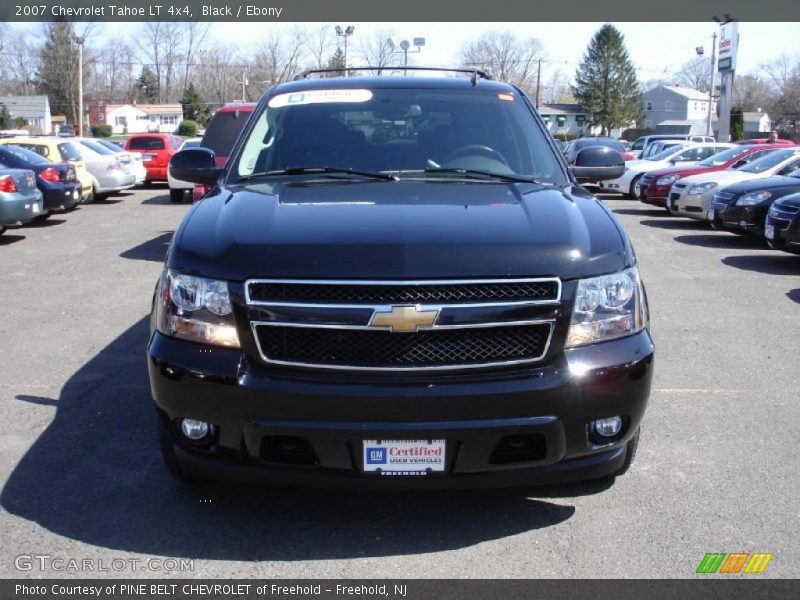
[765,192,800,254]
[668,148,800,221]
[57,124,76,137]
[563,137,632,166]
[0,167,43,235]
[71,141,136,201]
[638,139,694,160]
[167,138,202,202]
[0,145,81,219]
[84,138,147,185]
[123,133,183,184]
[598,143,733,198]
[639,145,781,207]
[630,134,715,159]
[151,73,653,488]
[706,167,800,236]
[734,138,795,146]
[0,137,94,202]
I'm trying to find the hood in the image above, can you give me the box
[680,169,757,186]
[717,175,800,196]
[170,181,631,282]
[646,164,717,179]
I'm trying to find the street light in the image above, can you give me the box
[696,35,717,137]
[387,37,425,76]
[74,36,84,136]
[335,25,355,77]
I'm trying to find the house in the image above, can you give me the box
[640,85,716,132]
[537,103,627,139]
[103,103,183,134]
[711,111,771,140]
[0,95,52,134]
[50,115,67,135]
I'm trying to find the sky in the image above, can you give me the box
[17,21,800,85]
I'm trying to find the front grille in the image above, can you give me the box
[254,323,551,370]
[774,204,800,215]
[247,280,559,305]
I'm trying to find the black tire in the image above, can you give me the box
[628,175,642,200]
[0,226,5,236]
[157,416,194,484]
[35,211,53,221]
[169,189,185,203]
[615,426,640,476]
[94,193,110,202]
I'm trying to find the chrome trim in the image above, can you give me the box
[244,277,562,308]
[249,320,555,372]
[251,318,554,332]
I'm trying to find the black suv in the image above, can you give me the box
[150,70,654,488]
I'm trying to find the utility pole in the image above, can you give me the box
[75,36,84,136]
[237,71,248,102]
[706,32,716,137]
[535,59,542,109]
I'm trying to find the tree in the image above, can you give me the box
[38,21,86,124]
[733,75,775,113]
[572,24,642,136]
[177,120,198,137]
[459,31,544,93]
[762,55,800,136]
[326,48,346,78]
[0,104,11,129]
[135,66,159,103]
[730,106,745,141]
[357,29,402,75]
[307,24,336,70]
[180,83,210,124]
[674,57,712,93]
[249,27,308,97]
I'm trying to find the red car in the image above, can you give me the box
[124,133,183,183]
[639,145,782,207]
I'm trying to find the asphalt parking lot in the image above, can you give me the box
[1,185,798,579]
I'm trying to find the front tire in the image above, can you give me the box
[628,175,642,200]
[169,189,185,203]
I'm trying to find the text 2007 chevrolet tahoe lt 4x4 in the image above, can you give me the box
[148,70,654,489]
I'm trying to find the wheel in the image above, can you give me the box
[157,414,194,484]
[628,175,642,200]
[35,211,52,221]
[0,226,5,236]
[94,193,110,202]
[170,188,185,203]
[615,426,640,476]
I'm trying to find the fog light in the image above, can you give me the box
[180,419,210,440]
[592,416,623,438]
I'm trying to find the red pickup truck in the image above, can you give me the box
[124,133,183,183]
[639,145,782,207]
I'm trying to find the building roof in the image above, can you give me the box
[0,95,50,119]
[537,103,587,115]
[106,103,183,114]
[656,119,707,126]
[654,85,710,101]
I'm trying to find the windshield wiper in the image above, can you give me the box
[421,167,545,184]
[240,167,397,181]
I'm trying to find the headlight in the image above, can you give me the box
[566,267,648,348]
[736,190,772,206]
[656,174,680,186]
[156,269,240,348]
[687,182,718,196]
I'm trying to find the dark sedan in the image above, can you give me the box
[0,144,81,219]
[709,168,800,236]
[765,193,800,254]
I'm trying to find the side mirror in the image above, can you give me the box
[571,147,625,182]
[731,159,746,169]
[169,147,221,186]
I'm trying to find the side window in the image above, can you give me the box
[19,144,48,158]
[696,147,715,160]
[777,159,800,176]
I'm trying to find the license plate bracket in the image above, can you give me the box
[362,439,446,475]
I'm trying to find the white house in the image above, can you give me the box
[104,103,183,134]
[711,111,771,140]
[0,95,52,134]
[538,103,628,139]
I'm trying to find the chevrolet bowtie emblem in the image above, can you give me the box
[370,305,440,333]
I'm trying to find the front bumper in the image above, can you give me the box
[713,202,769,235]
[148,329,654,488]
[668,188,712,220]
[765,212,800,254]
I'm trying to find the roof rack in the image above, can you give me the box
[293,66,493,83]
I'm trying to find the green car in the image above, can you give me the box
[0,167,44,235]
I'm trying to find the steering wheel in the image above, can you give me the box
[443,145,510,167]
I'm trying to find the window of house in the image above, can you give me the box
[665,101,673,111]
[575,115,585,125]
[161,115,178,125]
[556,115,566,127]
[646,101,653,111]
[114,116,126,126]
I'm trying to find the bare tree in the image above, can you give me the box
[135,22,187,102]
[181,22,212,92]
[194,44,240,107]
[357,29,402,74]
[733,74,776,113]
[89,40,136,101]
[459,31,545,93]
[307,24,335,70]
[0,27,40,96]
[674,56,712,93]
[763,55,800,135]
[250,26,308,97]
[541,69,574,104]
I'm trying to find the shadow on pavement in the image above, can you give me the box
[722,255,800,276]
[24,218,67,228]
[120,231,174,262]
[0,233,25,245]
[612,208,667,218]
[142,194,175,206]
[639,218,709,231]
[673,233,766,250]
[788,289,800,304]
[1,317,584,561]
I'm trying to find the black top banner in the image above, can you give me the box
[1,0,799,22]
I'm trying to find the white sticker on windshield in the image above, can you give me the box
[268,89,373,108]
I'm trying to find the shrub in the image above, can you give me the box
[90,123,112,138]
[620,128,654,142]
[177,119,198,137]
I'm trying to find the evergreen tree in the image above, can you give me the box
[730,106,745,141]
[136,66,159,103]
[0,104,11,130]
[326,48,346,77]
[180,83,210,124]
[38,21,84,124]
[572,24,642,136]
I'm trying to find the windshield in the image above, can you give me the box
[1,145,49,165]
[182,140,202,149]
[738,149,797,173]
[80,139,114,155]
[649,145,688,161]
[233,87,567,185]
[58,142,84,162]
[697,146,746,166]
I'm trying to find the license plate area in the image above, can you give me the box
[362,439,447,475]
